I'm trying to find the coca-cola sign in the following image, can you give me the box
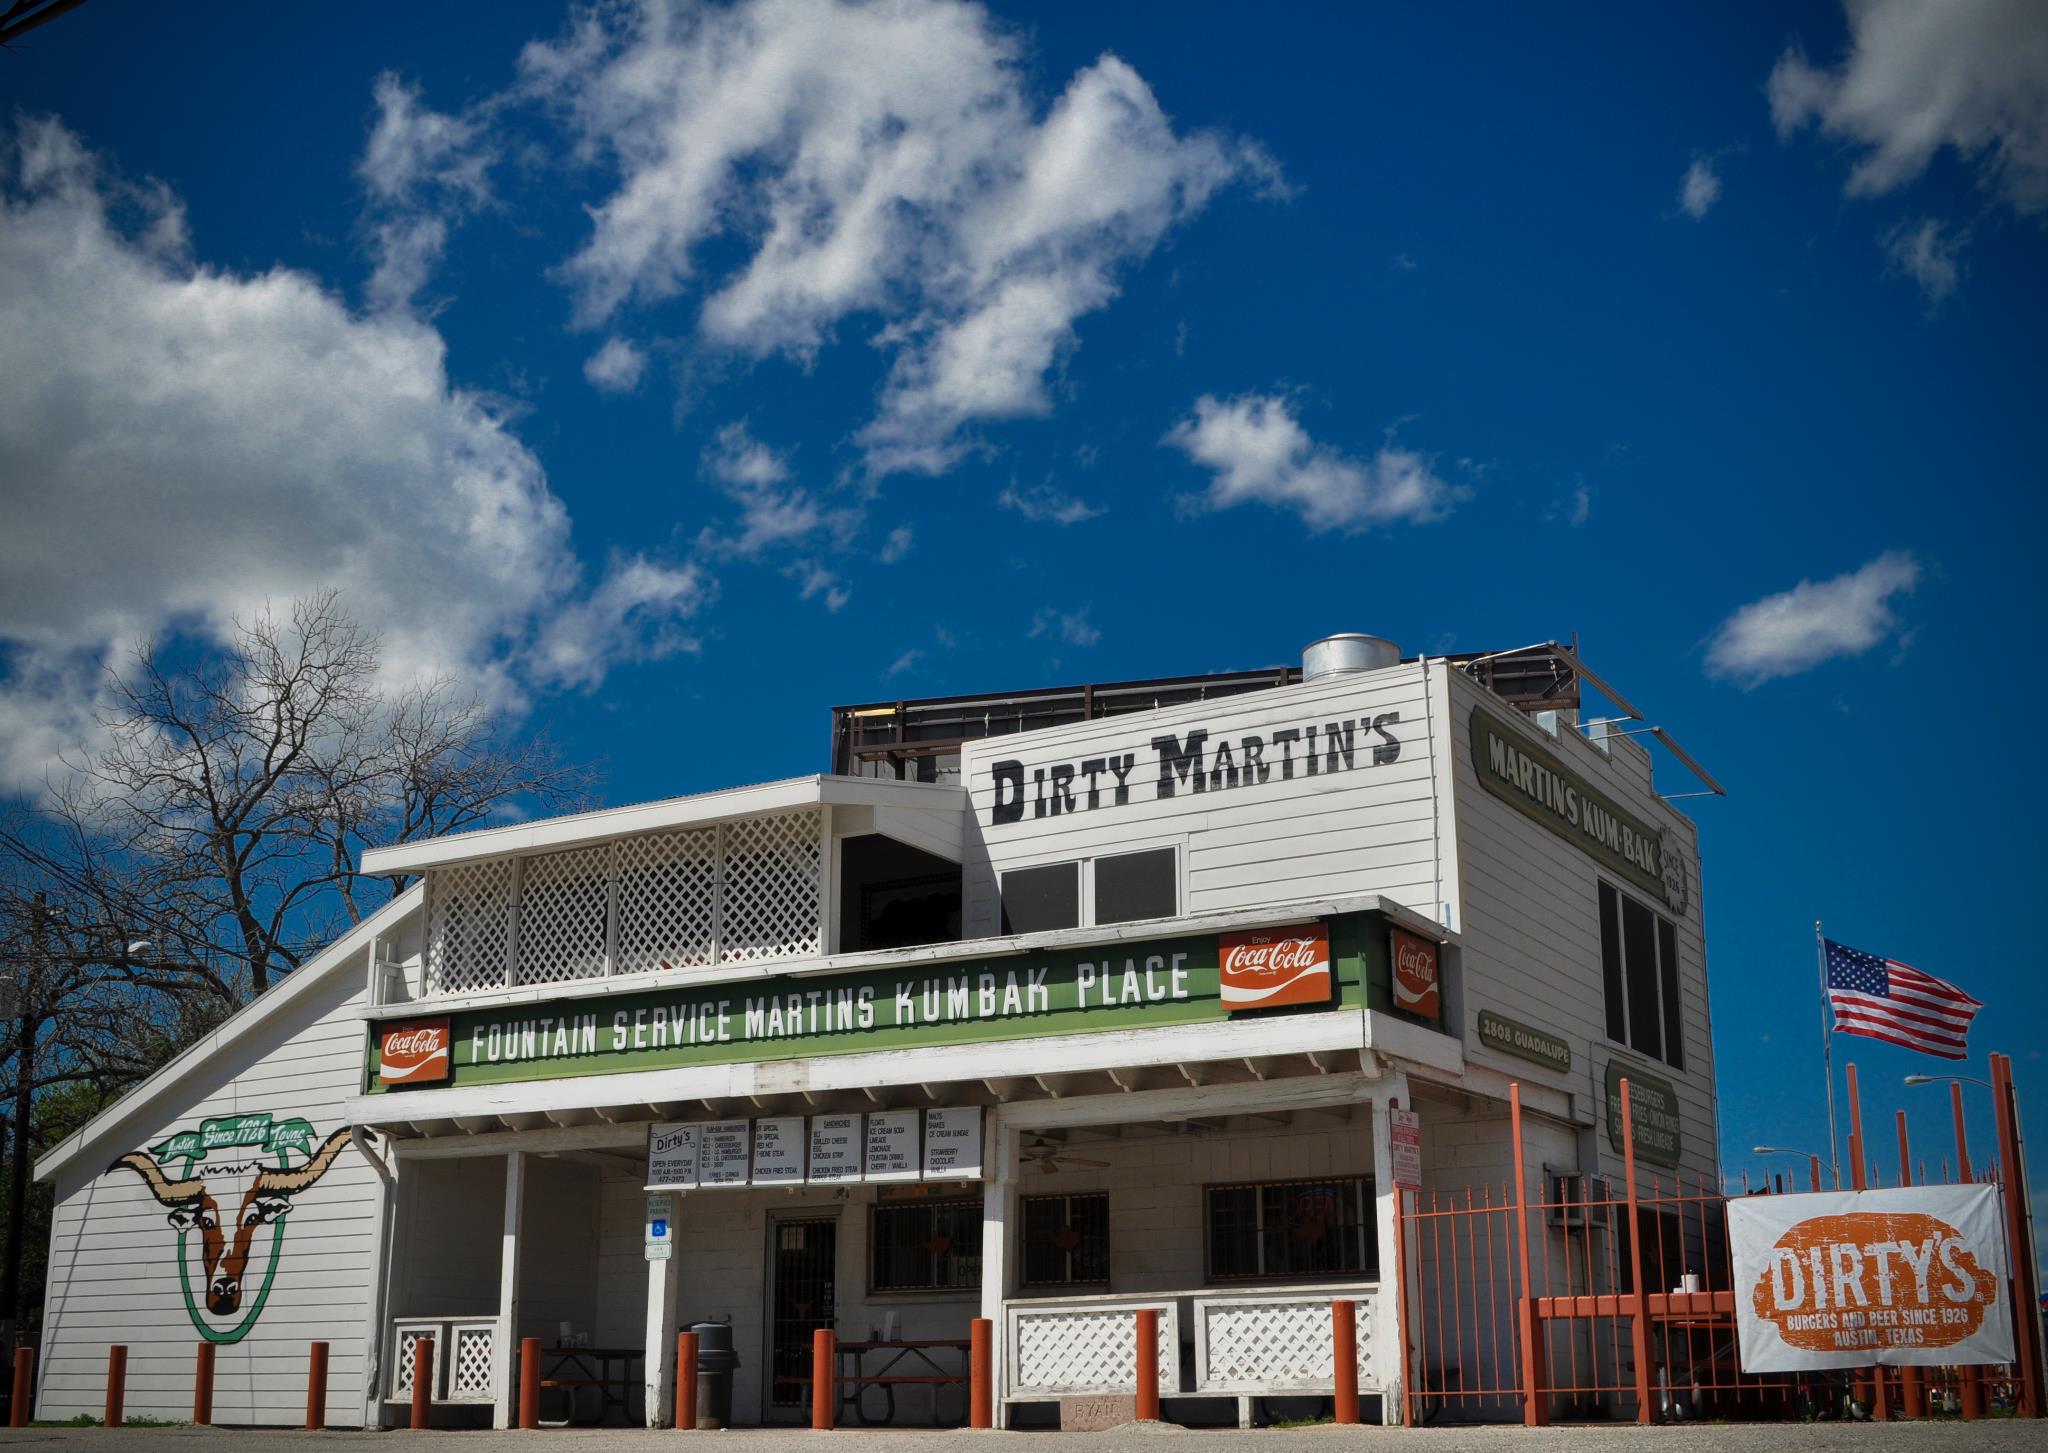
[1390,927,1441,1025]
[378,1017,452,1085]
[1218,922,1332,1011]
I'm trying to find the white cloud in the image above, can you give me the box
[1164,393,1464,533]
[1548,482,1592,528]
[521,0,1274,476]
[997,481,1106,525]
[533,554,710,690]
[358,73,498,312]
[877,524,914,565]
[0,118,702,787]
[1768,0,2048,216]
[1705,550,1921,686]
[787,560,850,613]
[1882,216,1968,305]
[1678,158,1722,219]
[584,336,648,392]
[695,421,854,561]
[1029,608,1100,648]
[884,648,922,680]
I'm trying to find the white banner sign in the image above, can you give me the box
[922,1107,983,1180]
[1728,1184,2015,1371]
[647,1122,699,1190]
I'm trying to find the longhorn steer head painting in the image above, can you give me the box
[110,1112,353,1340]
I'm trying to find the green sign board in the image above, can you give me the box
[1604,1058,1681,1167]
[1468,708,1687,913]
[1475,1010,1572,1074]
[367,912,1383,1093]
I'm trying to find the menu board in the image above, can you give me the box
[864,1109,921,1181]
[922,1107,983,1180]
[808,1114,863,1182]
[699,1120,753,1186]
[646,1122,700,1190]
[752,1117,806,1184]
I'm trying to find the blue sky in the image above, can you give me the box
[3,2,2045,1208]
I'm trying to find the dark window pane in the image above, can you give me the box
[1600,883,1626,1044]
[1000,862,1079,935]
[1207,1185,1258,1280]
[1094,848,1176,925]
[1021,1192,1109,1287]
[1623,895,1661,1058]
[871,1199,982,1292]
[1658,917,1683,1070]
[1207,1178,1375,1282]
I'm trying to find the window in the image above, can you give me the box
[1000,848,1179,934]
[1599,882,1684,1068]
[1021,1192,1110,1288]
[1000,862,1079,934]
[1206,1177,1376,1283]
[869,1198,983,1293]
[1093,848,1176,925]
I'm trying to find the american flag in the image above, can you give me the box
[1824,939,1980,1060]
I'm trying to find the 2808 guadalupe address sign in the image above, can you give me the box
[363,911,1392,1093]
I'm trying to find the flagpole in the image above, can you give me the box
[1816,920,1839,1189]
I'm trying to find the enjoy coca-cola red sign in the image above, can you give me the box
[1218,922,1332,1011]
[1390,927,1441,1024]
[378,1018,452,1085]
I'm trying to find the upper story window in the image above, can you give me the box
[1599,881,1683,1069]
[999,847,1178,935]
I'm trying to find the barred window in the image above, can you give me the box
[1020,1192,1110,1288]
[869,1198,983,1293]
[1206,1177,1375,1282]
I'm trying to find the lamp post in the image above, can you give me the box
[1754,1145,1825,1193]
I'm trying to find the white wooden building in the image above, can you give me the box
[32,635,1721,1428]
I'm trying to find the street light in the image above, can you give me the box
[1904,1073,1990,1089]
[1754,1145,1825,1192]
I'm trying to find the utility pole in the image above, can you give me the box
[1,893,51,1344]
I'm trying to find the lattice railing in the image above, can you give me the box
[410,807,825,1001]
[1006,1297,1182,1399]
[1193,1285,1379,1394]
[388,1317,499,1403]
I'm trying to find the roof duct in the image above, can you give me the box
[1302,633,1400,680]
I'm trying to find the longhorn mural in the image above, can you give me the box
[110,1112,354,1343]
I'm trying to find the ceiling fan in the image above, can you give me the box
[1020,1136,1110,1174]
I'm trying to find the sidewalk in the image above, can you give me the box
[4,1423,2047,1453]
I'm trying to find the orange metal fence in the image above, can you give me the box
[1396,1055,2045,1426]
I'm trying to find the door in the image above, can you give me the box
[768,1216,837,1417]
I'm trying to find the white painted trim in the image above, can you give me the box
[33,884,423,1183]
[491,1151,524,1429]
[644,1200,682,1426]
[360,776,965,876]
[980,1118,1015,1423]
[989,1070,1383,1131]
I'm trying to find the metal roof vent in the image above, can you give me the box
[1303,633,1400,680]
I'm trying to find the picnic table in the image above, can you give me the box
[833,1338,972,1426]
[537,1345,643,1426]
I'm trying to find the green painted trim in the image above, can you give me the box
[366,912,1381,1094]
[1603,1057,1681,1168]
[1475,1010,1572,1073]
[1468,708,1682,911]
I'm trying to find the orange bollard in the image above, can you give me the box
[969,1317,993,1429]
[811,1328,835,1431]
[1332,1299,1360,1424]
[105,1345,127,1429]
[519,1336,541,1430]
[10,1347,33,1428]
[675,1330,700,1431]
[193,1342,215,1425]
[304,1341,328,1430]
[410,1335,434,1430]
[1134,1308,1160,1422]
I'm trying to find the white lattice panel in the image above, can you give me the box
[1195,1291,1377,1394]
[615,827,716,973]
[425,860,513,995]
[1009,1303,1178,1398]
[390,1323,435,1398]
[515,845,609,985]
[450,1322,497,1400]
[718,809,821,964]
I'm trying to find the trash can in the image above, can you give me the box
[690,1321,739,1430]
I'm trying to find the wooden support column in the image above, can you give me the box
[979,1116,1016,1430]
[645,1195,684,1426]
[1367,1071,1410,1424]
[492,1151,525,1430]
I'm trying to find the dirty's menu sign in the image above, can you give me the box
[646,1109,985,1189]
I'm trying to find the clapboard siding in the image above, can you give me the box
[960,664,1445,936]
[1443,668,1719,1187]
[35,904,410,1428]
